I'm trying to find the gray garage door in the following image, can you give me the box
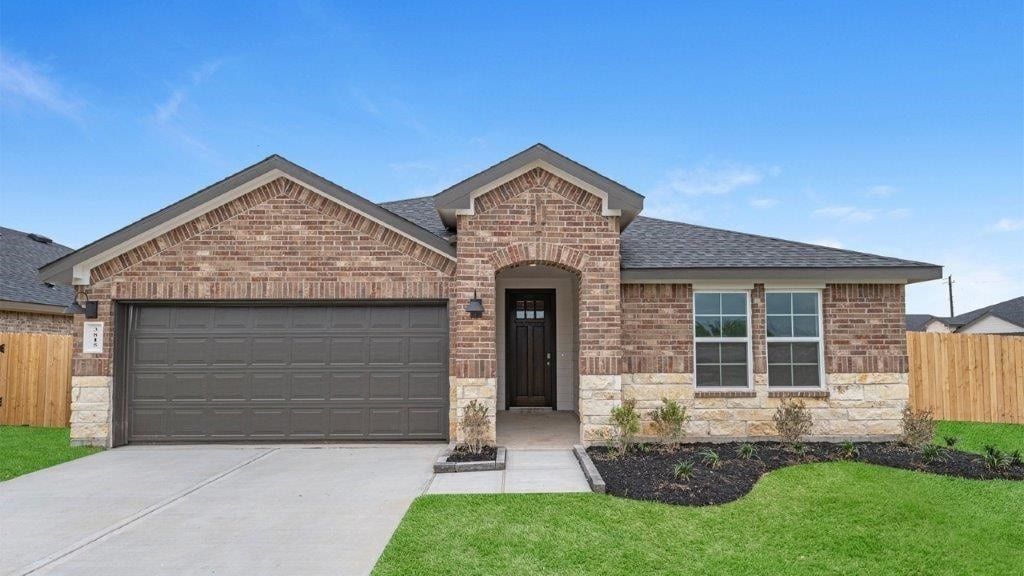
[124,303,449,443]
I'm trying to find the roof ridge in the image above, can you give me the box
[632,215,937,267]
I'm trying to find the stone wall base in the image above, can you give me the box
[70,376,113,448]
[578,374,623,443]
[449,377,497,445]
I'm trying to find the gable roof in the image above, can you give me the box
[432,144,645,231]
[39,155,456,285]
[948,296,1024,329]
[0,226,75,312]
[906,314,942,332]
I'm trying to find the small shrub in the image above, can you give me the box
[460,400,490,454]
[699,448,723,470]
[792,442,807,455]
[609,398,641,453]
[649,398,690,445]
[838,440,859,460]
[737,442,758,460]
[943,435,959,449]
[773,399,813,445]
[920,443,946,464]
[982,446,1011,471]
[1011,450,1022,467]
[899,407,935,449]
[673,460,695,481]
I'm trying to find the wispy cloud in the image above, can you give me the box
[992,217,1024,232]
[0,49,84,121]
[151,59,226,156]
[866,184,897,197]
[350,87,427,134]
[750,198,779,209]
[813,205,911,223]
[657,162,779,196]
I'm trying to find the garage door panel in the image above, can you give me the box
[126,303,448,442]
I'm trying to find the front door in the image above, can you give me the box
[506,290,555,408]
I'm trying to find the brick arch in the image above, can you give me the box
[487,242,588,275]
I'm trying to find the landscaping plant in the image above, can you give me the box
[673,460,695,481]
[899,407,935,449]
[1011,450,1022,467]
[609,398,641,454]
[982,445,1012,471]
[699,448,723,470]
[649,398,690,445]
[772,399,813,447]
[838,440,859,460]
[943,435,959,449]
[920,443,946,464]
[459,400,490,454]
[737,442,758,459]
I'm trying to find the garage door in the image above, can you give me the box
[123,303,449,443]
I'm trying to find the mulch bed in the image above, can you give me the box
[587,442,1024,506]
[445,445,498,463]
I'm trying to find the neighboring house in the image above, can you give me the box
[0,226,75,334]
[39,145,942,447]
[906,296,1024,335]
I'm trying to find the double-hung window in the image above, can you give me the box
[694,292,751,388]
[766,291,824,388]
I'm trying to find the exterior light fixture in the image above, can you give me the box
[65,291,98,319]
[465,291,484,318]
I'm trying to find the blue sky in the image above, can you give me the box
[1,1,1021,314]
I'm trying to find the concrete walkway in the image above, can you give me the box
[0,444,440,576]
[425,449,590,494]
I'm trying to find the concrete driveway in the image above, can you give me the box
[1,444,442,576]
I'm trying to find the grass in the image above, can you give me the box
[375,421,1024,576]
[934,420,1024,454]
[0,426,102,481]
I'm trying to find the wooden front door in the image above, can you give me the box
[506,290,556,408]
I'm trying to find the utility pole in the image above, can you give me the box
[947,276,954,318]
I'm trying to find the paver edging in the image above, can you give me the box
[433,445,507,473]
[572,444,606,493]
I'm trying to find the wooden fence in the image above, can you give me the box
[908,332,1024,424]
[0,332,73,427]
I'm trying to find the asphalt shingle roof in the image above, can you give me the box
[0,226,75,307]
[948,296,1024,329]
[905,314,941,332]
[378,198,935,270]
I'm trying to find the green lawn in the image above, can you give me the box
[375,421,1024,576]
[0,426,102,481]
[934,420,1024,455]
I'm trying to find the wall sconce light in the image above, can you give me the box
[65,291,98,319]
[465,290,484,318]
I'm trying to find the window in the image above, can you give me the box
[694,292,750,388]
[766,291,824,388]
[514,299,545,320]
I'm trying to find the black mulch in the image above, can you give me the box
[587,442,1024,506]
[444,445,498,463]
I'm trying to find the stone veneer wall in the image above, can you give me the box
[617,283,909,441]
[0,310,74,335]
[69,176,454,446]
[451,167,622,443]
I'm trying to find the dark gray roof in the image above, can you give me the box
[0,226,75,308]
[949,296,1024,329]
[40,155,456,284]
[377,200,942,282]
[906,314,943,332]
[433,144,645,230]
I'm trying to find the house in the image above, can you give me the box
[906,296,1024,335]
[39,145,942,447]
[0,226,75,334]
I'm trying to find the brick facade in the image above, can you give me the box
[0,310,74,335]
[66,168,913,447]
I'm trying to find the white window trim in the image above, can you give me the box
[693,290,753,391]
[765,289,827,391]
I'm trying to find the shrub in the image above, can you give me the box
[673,460,695,481]
[921,443,946,464]
[737,442,758,460]
[699,448,723,470]
[943,435,959,449]
[649,398,690,445]
[772,399,813,445]
[838,440,859,460]
[983,445,1011,471]
[460,400,490,454]
[899,407,935,449]
[609,398,641,453]
[1011,450,1023,467]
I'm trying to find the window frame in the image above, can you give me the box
[692,290,753,391]
[765,289,826,391]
